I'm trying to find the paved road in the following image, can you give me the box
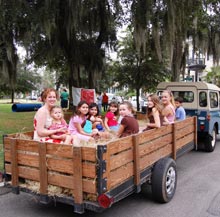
[1,139,220,217]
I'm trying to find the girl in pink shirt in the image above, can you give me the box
[104,101,119,131]
[161,90,176,124]
[68,101,95,142]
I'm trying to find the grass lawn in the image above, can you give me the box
[0,103,36,172]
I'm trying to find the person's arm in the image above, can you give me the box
[74,122,94,136]
[50,133,66,140]
[35,109,57,137]
[162,106,174,124]
[116,124,125,137]
[104,116,110,131]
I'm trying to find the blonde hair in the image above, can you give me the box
[120,101,135,114]
[162,90,175,108]
[50,105,64,118]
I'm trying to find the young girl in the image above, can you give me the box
[80,103,110,140]
[117,101,139,138]
[161,90,176,124]
[143,94,163,131]
[68,101,95,142]
[48,106,73,145]
[104,101,119,132]
[88,103,105,131]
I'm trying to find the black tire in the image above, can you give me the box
[151,158,177,203]
[204,127,217,152]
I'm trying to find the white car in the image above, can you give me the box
[130,96,147,108]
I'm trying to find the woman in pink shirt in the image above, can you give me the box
[161,90,176,124]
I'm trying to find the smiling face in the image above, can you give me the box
[44,90,57,108]
[147,96,155,108]
[109,105,118,113]
[119,104,131,117]
[89,106,98,116]
[79,103,89,115]
[161,90,171,106]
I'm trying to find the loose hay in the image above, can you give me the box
[19,179,73,197]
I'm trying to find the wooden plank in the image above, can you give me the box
[137,125,172,144]
[139,133,172,157]
[82,179,97,194]
[133,135,140,186]
[5,164,97,194]
[109,162,134,188]
[5,164,39,181]
[176,133,194,149]
[10,139,19,187]
[175,117,194,130]
[38,142,48,194]
[110,149,133,170]
[172,123,177,160]
[47,143,98,162]
[4,150,11,162]
[108,136,133,155]
[16,140,39,153]
[17,153,39,167]
[140,144,172,171]
[3,137,12,150]
[48,160,97,179]
[46,143,73,158]
[175,125,194,139]
[46,158,73,174]
[72,146,83,204]
[81,146,97,162]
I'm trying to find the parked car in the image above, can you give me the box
[26,95,37,100]
[130,96,147,108]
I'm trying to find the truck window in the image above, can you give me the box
[210,92,218,108]
[157,91,194,103]
[199,92,207,107]
[172,91,194,103]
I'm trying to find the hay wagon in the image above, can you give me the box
[3,117,197,214]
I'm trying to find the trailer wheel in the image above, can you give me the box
[204,127,216,152]
[151,158,177,203]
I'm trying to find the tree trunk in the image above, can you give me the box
[136,88,140,111]
[171,39,183,81]
[11,89,14,104]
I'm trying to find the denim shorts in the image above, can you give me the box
[109,125,119,132]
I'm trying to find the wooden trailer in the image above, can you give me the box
[3,117,197,214]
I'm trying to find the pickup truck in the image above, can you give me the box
[3,117,196,214]
[157,81,220,152]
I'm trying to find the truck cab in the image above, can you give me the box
[157,82,220,152]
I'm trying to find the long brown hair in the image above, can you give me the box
[147,94,162,118]
[74,100,89,116]
[107,101,119,116]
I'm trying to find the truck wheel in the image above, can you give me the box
[151,158,177,203]
[204,127,216,152]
